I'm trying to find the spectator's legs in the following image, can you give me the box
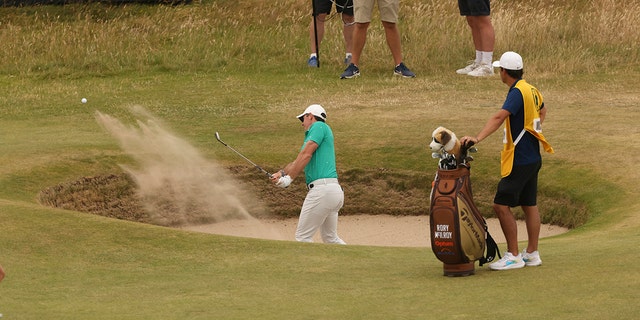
[309,13,328,55]
[382,21,403,65]
[350,22,369,66]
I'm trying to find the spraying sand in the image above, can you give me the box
[95,106,266,226]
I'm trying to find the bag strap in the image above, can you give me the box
[513,129,526,146]
[478,224,502,266]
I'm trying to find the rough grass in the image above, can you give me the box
[1,0,638,77]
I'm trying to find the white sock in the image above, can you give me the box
[475,50,482,64]
[346,53,352,58]
[310,53,317,58]
[481,51,493,66]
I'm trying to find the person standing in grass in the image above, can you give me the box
[340,0,415,79]
[307,0,355,67]
[460,52,554,270]
[456,0,495,77]
[270,104,346,244]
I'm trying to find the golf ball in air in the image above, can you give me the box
[81,98,87,104]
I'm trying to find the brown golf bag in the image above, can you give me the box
[429,148,499,276]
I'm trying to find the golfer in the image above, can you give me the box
[460,52,553,270]
[270,104,346,244]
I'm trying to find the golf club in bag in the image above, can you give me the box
[429,141,500,276]
[215,132,272,178]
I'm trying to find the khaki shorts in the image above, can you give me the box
[354,0,399,23]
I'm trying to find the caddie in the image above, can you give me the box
[460,51,553,270]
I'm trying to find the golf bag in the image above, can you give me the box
[429,146,500,276]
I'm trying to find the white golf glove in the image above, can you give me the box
[276,175,292,188]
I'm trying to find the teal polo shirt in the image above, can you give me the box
[302,121,338,184]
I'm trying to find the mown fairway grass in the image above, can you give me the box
[1,0,639,318]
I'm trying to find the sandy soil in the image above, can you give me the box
[180,215,568,247]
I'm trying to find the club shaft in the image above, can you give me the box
[215,133,271,176]
[228,146,269,174]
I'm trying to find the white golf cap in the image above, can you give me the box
[492,51,524,70]
[297,104,327,121]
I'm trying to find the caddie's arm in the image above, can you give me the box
[461,109,510,145]
[539,104,547,123]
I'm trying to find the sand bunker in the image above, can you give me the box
[180,214,568,247]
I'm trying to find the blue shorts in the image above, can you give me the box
[494,161,541,207]
[313,0,354,16]
[458,0,491,16]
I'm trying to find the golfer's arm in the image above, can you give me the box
[476,109,510,142]
[540,104,547,123]
[283,141,317,180]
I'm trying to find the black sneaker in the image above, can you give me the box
[394,62,416,78]
[340,63,360,79]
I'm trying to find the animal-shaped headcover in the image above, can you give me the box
[429,126,462,159]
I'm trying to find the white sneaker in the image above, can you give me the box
[467,64,494,77]
[456,61,478,75]
[489,252,525,270]
[522,250,542,266]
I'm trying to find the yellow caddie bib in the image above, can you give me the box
[500,80,554,177]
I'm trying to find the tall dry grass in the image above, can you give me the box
[491,0,640,74]
[0,0,638,77]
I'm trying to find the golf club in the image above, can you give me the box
[311,0,320,68]
[215,132,272,178]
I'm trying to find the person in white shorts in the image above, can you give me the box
[456,0,495,77]
[270,104,346,244]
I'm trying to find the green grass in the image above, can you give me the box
[1,0,640,318]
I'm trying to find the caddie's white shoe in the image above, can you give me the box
[522,250,542,266]
[489,252,525,270]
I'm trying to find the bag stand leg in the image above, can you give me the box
[443,262,475,277]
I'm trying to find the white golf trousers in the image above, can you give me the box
[295,179,346,244]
